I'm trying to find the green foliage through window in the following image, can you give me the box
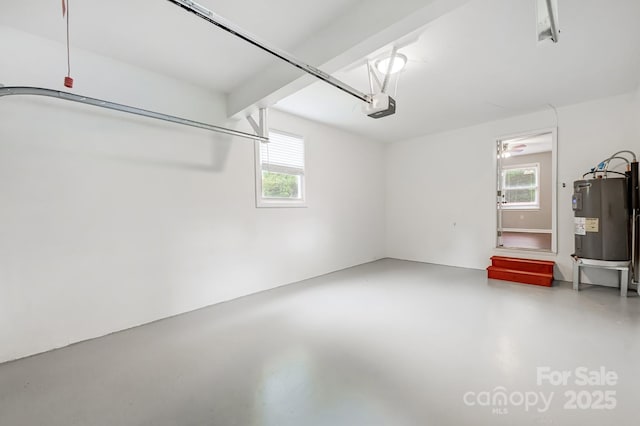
[505,188,536,203]
[262,171,300,199]
[505,168,536,187]
[502,165,539,205]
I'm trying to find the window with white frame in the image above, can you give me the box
[255,130,305,207]
[501,163,540,209]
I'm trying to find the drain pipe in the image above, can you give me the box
[630,160,640,292]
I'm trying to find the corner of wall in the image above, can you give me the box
[635,83,640,138]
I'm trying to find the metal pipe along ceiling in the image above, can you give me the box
[165,0,372,105]
[0,86,269,142]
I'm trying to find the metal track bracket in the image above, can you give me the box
[246,108,269,142]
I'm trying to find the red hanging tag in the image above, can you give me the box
[62,0,72,87]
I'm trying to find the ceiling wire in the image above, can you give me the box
[66,0,71,77]
[546,103,559,127]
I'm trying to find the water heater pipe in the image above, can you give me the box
[630,161,639,210]
[631,161,640,286]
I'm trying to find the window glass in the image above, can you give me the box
[256,130,305,207]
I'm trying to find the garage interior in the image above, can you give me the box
[1,1,639,425]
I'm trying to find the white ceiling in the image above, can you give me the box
[504,133,552,157]
[0,0,362,92]
[276,0,640,142]
[2,0,639,143]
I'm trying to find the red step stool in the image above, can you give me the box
[487,256,555,287]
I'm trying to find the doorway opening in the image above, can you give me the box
[496,129,557,252]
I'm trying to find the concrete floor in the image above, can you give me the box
[1,259,639,426]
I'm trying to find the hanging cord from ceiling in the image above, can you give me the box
[62,0,73,88]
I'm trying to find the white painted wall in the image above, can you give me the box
[386,92,639,282]
[0,26,385,362]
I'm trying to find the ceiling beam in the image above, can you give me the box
[226,0,472,119]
